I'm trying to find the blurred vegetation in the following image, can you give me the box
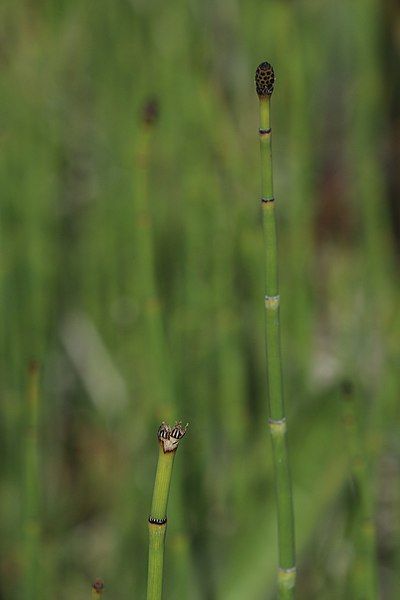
[0,0,399,598]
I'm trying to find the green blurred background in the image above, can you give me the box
[1,0,399,597]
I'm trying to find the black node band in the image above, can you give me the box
[148,516,167,525]
[259,128,271,134]
[261,196,275,203]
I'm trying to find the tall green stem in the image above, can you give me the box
[147,422,187,600]
[255,62,296,599]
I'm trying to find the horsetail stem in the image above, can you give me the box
[147,422,187,600]
[341,381,378,599]
[23,360,40,599]
[91,579,104,598]
[255,61,296,598]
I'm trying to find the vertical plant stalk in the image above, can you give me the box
[23,360,40,600]
[133,99,174,417]
[92,579,104,598]
[341,381,378,599]
[147,422,187,600]
[255,62,296,598]
[134,100,192,595]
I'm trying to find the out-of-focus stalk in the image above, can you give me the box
[23,360,41,600]
[341,381,378,599]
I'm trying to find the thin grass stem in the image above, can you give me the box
[255,62,296,599]
[341,381,378,599]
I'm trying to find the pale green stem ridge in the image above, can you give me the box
[258,93,296,597]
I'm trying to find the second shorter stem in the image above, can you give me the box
[147,422,187,600]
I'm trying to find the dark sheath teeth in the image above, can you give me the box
[255,62,275,97]
[149,516,167,525]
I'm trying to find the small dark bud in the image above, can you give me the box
[142,98,159,125]
[341,379,354,397]
[28,359,39,374]
[255,61,275,97]
[92,579,104,593]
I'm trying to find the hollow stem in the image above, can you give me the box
[341,382,378,599]
[256,62,296,599]
[147,422,187,600]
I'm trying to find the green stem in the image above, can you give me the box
[147,423,187,600]
[341,382,378,599]
[23,360,40,600]
[256,63,296,598]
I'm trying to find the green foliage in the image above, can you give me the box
[0,0,399,598]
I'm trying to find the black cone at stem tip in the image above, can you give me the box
[255,61,275,97]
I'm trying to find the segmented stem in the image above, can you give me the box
[147,423,187,600]
[256,64,296,599]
